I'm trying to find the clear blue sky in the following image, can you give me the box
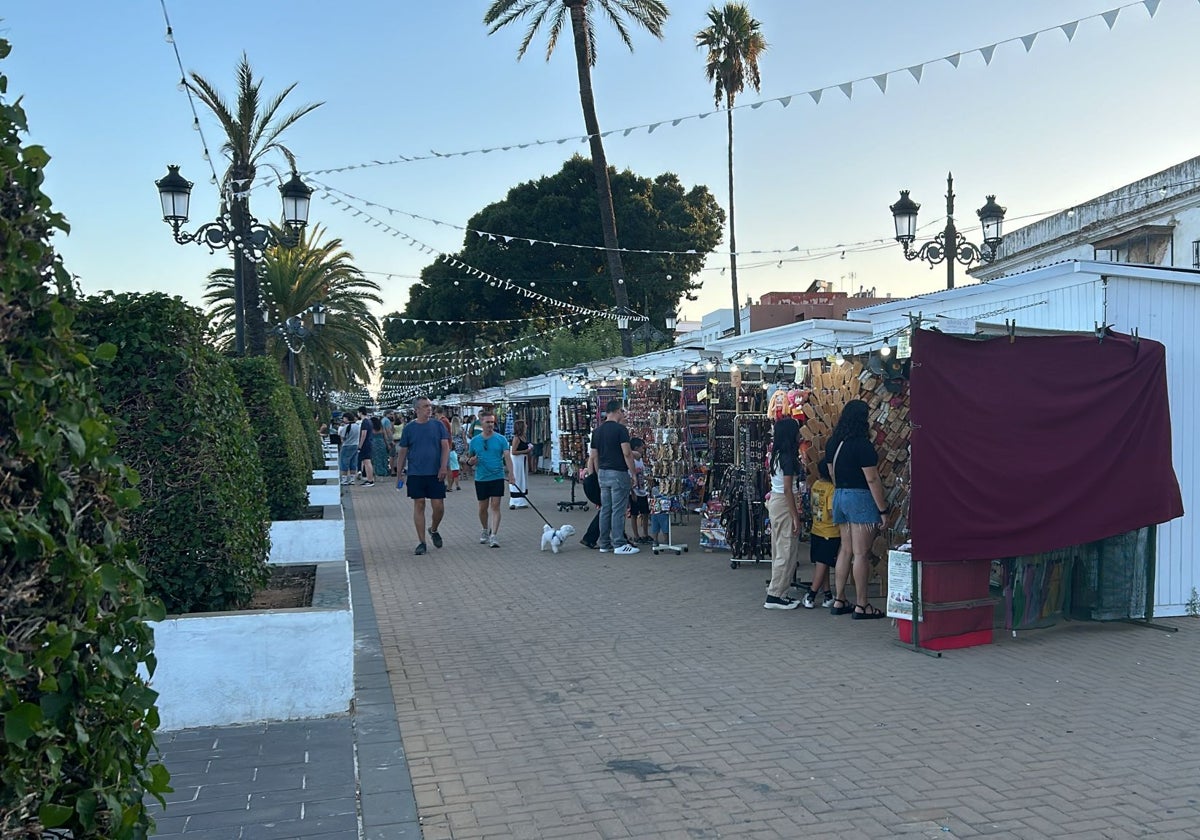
[3,1,1197,326]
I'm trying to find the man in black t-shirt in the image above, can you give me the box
[586,399,640,555]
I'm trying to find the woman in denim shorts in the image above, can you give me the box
[823,400,889,619]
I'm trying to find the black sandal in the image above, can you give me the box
[829,598,853,616]
[852,603,885,620]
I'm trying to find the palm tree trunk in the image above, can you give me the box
[568,1,633,357]
[726,105,741,336]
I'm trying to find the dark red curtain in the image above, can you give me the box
[910,329,1183,562]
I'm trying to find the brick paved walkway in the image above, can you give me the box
[351,473,1200,840]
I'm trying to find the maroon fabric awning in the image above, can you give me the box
[909,328,1183,562]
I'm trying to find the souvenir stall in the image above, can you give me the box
[706,366,773,565]
[887,326,1183,652]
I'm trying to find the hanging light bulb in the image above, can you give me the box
[690,363,699,374]
[705,360,715,371]
[880,339,893,358]
[760,380,769,390]
[670,376,679,388]
[730,362,739,373]
[834,347,845,366]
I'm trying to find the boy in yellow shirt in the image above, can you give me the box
[803,460,840,609]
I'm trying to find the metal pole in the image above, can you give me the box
[232,248,246,356]
[288,346,296,387]
[944,172,956,290]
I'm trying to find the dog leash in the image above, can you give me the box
[509,489,556,529]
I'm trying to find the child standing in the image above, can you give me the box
[648,479,672,547]
[448,448,461,491]
[628,438,651,544]
[802,460,839,609]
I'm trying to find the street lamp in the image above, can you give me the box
[889,172,1006,290]
[155,164,314,355]
[265,303,326,388]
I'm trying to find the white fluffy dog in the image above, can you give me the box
[540,523,577,554]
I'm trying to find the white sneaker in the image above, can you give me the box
[613,544,640,555]
[488,534,500,548]
[479,529,489,544]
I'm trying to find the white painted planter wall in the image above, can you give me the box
[307,483,340,507]
[269,506,344,565]
[149,561,353,730]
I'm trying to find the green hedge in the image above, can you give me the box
[0,36,169,838]
[288,385,323,472]
[75,292,271,614]
[230,357,310,520]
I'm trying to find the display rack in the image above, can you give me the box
[557,397,592,468]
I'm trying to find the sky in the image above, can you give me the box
[3,0,1199,331]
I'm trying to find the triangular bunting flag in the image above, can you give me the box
[750,101,764,109]
[1102,9,1120,28]
[1020,33,1037,52]
[907,64,924,83]
[1061,21,1078,40]
[945,53,961,68]
[779,96,792,107]
[1143,0,1160,16]
[838,82,853,99]
[980,44,996,65]
[873,73,888,93]
[808,89,823,104]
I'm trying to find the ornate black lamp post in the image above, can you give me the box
[156,165,314,355]
[889,172,1006,290]
[266,302,327,388]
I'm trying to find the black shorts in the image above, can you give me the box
[629,494,650,516]
[810,533,841,566]
[406,474,446,500]
[475,478,506,500]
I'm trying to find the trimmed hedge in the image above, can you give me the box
[0,36,168,839]
[230,357,310,520]
[75,292,271,614]
[288,385,323,472]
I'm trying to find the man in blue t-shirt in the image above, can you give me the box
[395,396,450,556]
[465,411,514,548]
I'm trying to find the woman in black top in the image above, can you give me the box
[823,399,889,619]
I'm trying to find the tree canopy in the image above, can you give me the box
[389,155,723,369]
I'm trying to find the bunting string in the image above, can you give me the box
[301,0,1168,176]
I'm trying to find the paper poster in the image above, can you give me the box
[887,549,921,620]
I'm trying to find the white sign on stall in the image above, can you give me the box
[887,549,922,620]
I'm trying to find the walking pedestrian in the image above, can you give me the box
[357,405,376,487]
[394,396,451,556]
[587,399,640,555]
[464,411,514,548]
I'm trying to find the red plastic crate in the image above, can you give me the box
[917,558,991,602]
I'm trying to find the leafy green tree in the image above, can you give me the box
[76,292,272,615]
[697,2,767,336]
[0,37,168,838]
[188,55,322,356]
[393,156,722,357]
[506,318,625,379]
[204,225,383,399]
[229,357,311,521]
[485,0,670,356]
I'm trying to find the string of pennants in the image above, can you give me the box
[301,0,1168,177]
[316,180,871,260]
[318,189,632,320]
[381,318,586,362]
[381,343,549,380]
[384,313,575,327]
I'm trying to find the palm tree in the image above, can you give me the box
[187,55,322,356]
[484,0,669,356]
[696,3,766,336]
[204,225,383,399]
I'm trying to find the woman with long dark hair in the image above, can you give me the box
[764,416,803,609]
[823,399,888,619]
